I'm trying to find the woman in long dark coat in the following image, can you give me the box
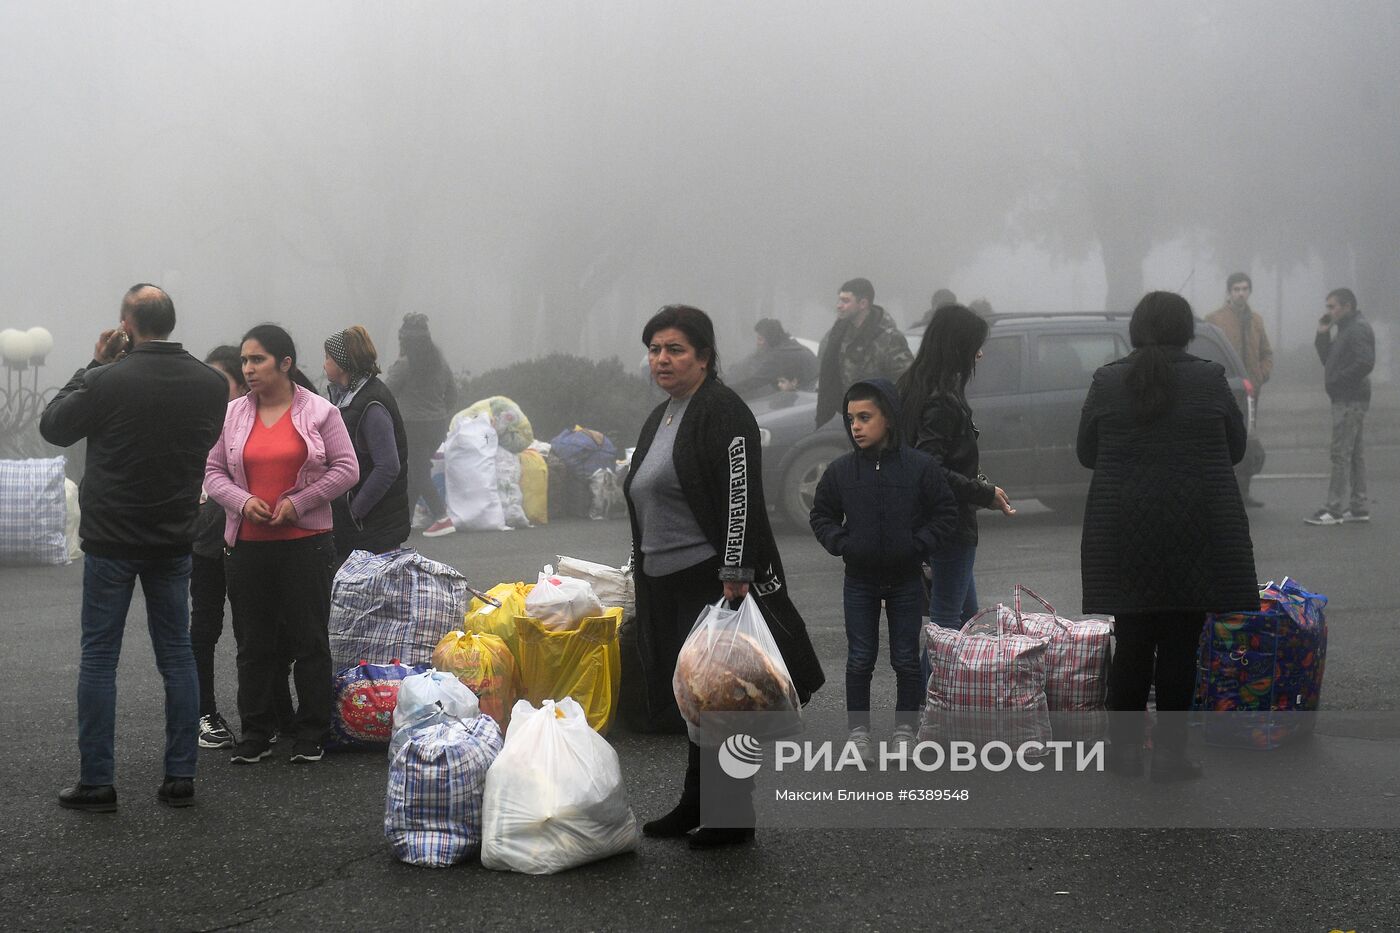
[1077,291,1258,781]
[623,304,824,848]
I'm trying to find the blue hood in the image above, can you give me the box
[841,377,903,453]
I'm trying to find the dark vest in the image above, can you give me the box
[333,376,411,552]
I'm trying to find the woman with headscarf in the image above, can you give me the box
[382,313,457,535]
[323,326,410,564]
[1078,291,1257,781]
[204,324,359,766]
[623,304,824,849]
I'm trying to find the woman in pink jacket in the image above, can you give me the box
[205,324,359,765]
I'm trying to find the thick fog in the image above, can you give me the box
[2,0,1397,379]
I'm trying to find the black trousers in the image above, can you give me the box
[191,552,294,723]
[1108,611,1207,752]
[638,555,756,824]
[403,419,449,521]
[225,534,337,743]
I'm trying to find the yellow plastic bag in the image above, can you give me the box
[515,608,622,734]
[465,582,533,664]
[431,630,521,730]
[518,449,548,526]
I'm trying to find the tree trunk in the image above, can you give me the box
[1100,233,1147,313]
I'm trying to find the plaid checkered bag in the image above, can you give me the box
[965,586,1112,740]
[0,457,68,566]
[385,715,503,867]
[329,547,469,673]
[921,605,1051,748]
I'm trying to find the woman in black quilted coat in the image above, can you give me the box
[1077,292,1258,781]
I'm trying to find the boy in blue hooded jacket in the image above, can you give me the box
[810,378,958,758]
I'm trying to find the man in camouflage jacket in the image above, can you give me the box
[815,277,913,427]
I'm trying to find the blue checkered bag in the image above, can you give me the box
[329,548,469,672]
[385,715,503,867]
[0,457,68,566]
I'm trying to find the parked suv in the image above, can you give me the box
[753,313,1259,527]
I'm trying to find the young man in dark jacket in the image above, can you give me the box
[1306,287,1376,525]
[809,378,957,759]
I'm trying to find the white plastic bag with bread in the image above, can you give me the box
[672,594,802,745]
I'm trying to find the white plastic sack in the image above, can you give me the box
[444,413,507,532]
[385,715,503,867]
[64,478,81,561]
[554,555,635,625]
[389,669,482,760]
[0,457,68,566]
[525,565,604,630]
[673,594,801,746]
[494,447,530,529]
[480,698,639,874]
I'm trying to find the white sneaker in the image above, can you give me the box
[847,727,875,763]
[422,518,457,538]
[892,724,918,750]
[1304,509,1344,526]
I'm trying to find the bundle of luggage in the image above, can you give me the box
[921,585,1113,747]
[327,549,631,743]
[0,456,77,566]
[385,683,639,872]
[1192,577,1328,749]
[424,408,625,532]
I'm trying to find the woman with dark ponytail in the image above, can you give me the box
[1077,291,1258,781]
[205,324,359,766]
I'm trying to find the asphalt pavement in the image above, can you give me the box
[3,440,1398,931]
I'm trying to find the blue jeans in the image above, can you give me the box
[79,554,200,786]
[843,575,928,729]
[922,543,979,697]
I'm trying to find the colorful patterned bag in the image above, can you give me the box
[965,586,1112,740]
[922,605,1052,748]
[331,659,428,748]
[1193,578,1328,749]
[329,548,470,673]
[385,715,503,867]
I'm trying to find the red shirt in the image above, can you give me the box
[238,409,324,542]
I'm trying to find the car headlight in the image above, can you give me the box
[759,428,772,447]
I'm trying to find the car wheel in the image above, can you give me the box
[781,446,842,529]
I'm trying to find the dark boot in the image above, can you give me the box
[58,783,118,812]
[1106,711,1146,777]
[643,742,701,838]
[1150,719,1203,782]
[689,826,755,849]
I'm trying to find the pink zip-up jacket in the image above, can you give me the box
[204,384,360,547]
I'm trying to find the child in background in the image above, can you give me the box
[809,379,958,759]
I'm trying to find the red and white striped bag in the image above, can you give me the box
[921,605,1051,748]
[964,586,1112,741]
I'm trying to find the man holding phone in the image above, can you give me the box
[40,284,228,811]
[1305,288,1375,526]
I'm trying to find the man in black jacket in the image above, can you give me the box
[1306,288,1376,525]
[40,285,228,812]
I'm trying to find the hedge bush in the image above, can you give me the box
[457,354,659,446]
